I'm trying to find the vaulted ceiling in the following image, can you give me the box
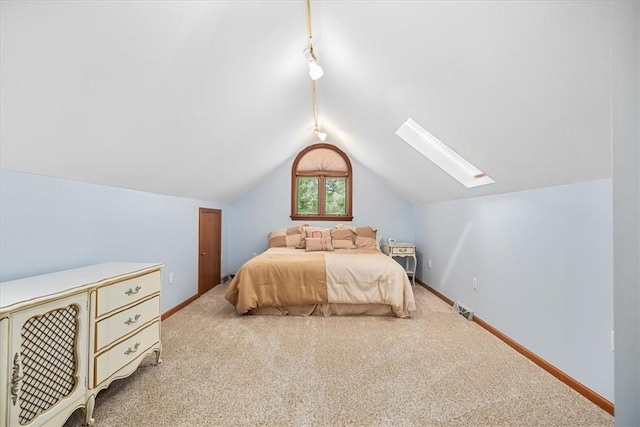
[0,1,612,204]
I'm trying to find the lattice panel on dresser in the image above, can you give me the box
[18,304,79,425]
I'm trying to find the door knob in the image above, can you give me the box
[201,252,206,256]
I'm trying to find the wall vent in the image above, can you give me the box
[453,301,474,321]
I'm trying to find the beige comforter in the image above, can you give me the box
[225,248,416,317]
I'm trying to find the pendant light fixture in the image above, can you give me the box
[304,0,326,142]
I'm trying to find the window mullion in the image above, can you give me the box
[318,176,326,216]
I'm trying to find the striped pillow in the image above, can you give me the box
[297,227,331,249]
[305,236,334,252]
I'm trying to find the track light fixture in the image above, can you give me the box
[303,48,324,80]
[305,0,327,142]
[314,128,327,141]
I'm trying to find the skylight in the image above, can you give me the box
[395,118,495,188]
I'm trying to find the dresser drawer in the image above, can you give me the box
[96,271,161,317]
[390,246,415,255]
[94,321,160,387]
[95,295,160,352]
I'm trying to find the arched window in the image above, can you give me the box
[291,143,353,221]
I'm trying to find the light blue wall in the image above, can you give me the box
[0,169,227,313]
[1,165,617,404]
[226,156,415,273]
[415,179,614,401]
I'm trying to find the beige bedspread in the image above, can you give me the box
[225,248,416,317]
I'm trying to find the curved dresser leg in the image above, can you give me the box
[154,343,163,365]
[85,394,96,426]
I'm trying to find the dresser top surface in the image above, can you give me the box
[0,262,162,312]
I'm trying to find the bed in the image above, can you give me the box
[224,225,416,318]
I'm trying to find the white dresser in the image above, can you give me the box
[0,263,162,427]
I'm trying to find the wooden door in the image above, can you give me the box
[198,208,221,295]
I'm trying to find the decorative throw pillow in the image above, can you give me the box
[305,236,334,252]
[330,228,356,249]
[298,227,331,249]
[305,227,331,238]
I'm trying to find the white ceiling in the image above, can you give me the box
[0,1,612,204]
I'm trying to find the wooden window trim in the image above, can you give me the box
[291,143,353,221]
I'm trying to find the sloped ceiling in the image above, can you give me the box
[0,1,612,204]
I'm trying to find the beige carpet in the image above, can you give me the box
[65,284,613,427]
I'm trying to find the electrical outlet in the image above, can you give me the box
[168,272,174,285]
[428,259,432,268]
[472,277,478,290]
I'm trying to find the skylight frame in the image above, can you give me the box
[395,118,495,188]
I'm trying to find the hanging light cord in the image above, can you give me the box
[305,0,319,133]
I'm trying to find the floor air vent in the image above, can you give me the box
[453,301,474,321]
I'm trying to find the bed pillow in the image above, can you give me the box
[334,224,378,249]
[355,226,378,249]
[375,235,383,251]
[268,224,307,248]
[330,228,357,249]
[305,236,334,252]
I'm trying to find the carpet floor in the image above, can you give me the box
[65,284,613,427]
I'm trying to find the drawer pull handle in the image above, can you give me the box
[125,286,141,296]
[125,314,141,326]
[124,342,140,356]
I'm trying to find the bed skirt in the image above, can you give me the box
[247,303,394,317]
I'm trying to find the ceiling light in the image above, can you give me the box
[396,118,495,188]
[303,48,323,80]
[314,129,327,141]
[308,61,324,80]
